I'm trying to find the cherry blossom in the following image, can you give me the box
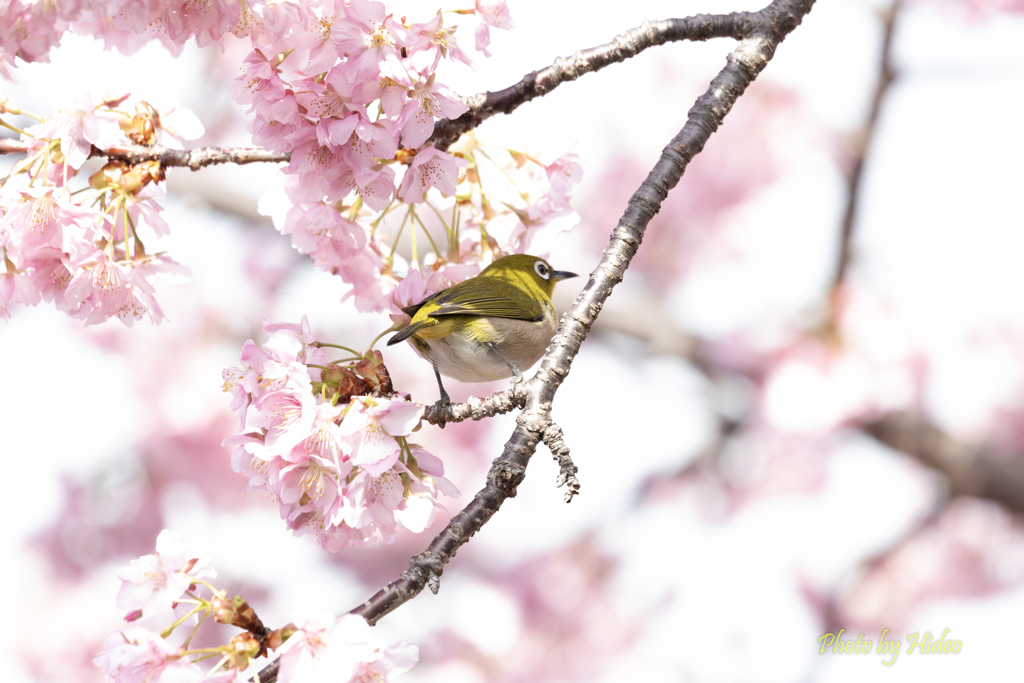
[339,396,422,476]
[397,145,467,202]
[276,614,418,683]
[115,530,215,617]
[223,318,457,550]
[94,626,205,683]
[472,0,514,56]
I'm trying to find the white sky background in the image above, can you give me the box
[1,0,1024,681]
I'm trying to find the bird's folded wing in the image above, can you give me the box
[430,284,543,320]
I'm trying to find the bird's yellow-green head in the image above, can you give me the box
[477,254,578,302]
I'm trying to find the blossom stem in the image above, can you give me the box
[478,148,528,201]
[186,651,225,664]
[411,211,442,258]
[183,646,230,656]
[422,198,451,232]
[1,102,44,122]
[202,653,231,676]
[159,602,207,638]
[181,610,209,650]
[450,201,460,258]
[27,150,48,186]
[410,207,417,265]
[387,207,412,263]
[314,342,363,356]
[0,147,43,188]
[367,323,400,351]
[121,199,132,259]
[421,200,453,253]
[0,117,34,137]
[369,199,398,234]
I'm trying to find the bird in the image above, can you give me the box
[387,254,578,409]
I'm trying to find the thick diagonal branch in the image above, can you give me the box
[251,3,817,680]
[344,0,817,630]
[865,412,1024,514]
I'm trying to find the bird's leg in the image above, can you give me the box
[432,364,450,429]
[485,342,523,380]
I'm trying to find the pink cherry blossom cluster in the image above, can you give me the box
[1,0,256,80]
[259,133,583,317]
[1,0,514,81]
[95,529,419,682]
[1,0,516,324]
[382,138,583,326]
[222,317,458,551]
[235,0,482,312]
[448,134,582,263]
[275,614,418,683]
[0,94,201,323]
[242,2,582,315]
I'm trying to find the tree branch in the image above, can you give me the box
[422,379,528,425]
[431,7,800,150]
[345,0,816,632]
[97,145,291,171]
[827,1,899,317]
[864,412,1024,514]
[0,138,30,155]
[251,3,817,679]
[0,139,292,169]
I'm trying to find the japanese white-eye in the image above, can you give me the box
[387,254,578,405]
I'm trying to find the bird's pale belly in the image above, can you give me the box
[413,312,557,383]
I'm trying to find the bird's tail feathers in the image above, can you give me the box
[387,321,427,345]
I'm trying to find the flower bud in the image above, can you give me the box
[99,91,131,108]
[265,623,297,652]
[89,162,125,191]
[321,364,372,404]
[354,350,393,395]
[211,596,236,624]
[227,632,262,669]
[128,102,160,146]
[213,595,264,633]
[118,161,165,194]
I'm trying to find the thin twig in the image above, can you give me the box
[541,422,580,503]
[827,1,900,319]
[431,10,781,149]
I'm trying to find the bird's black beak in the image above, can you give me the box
[553,270,578,282]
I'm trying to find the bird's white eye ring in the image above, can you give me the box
[534,261,550,279]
